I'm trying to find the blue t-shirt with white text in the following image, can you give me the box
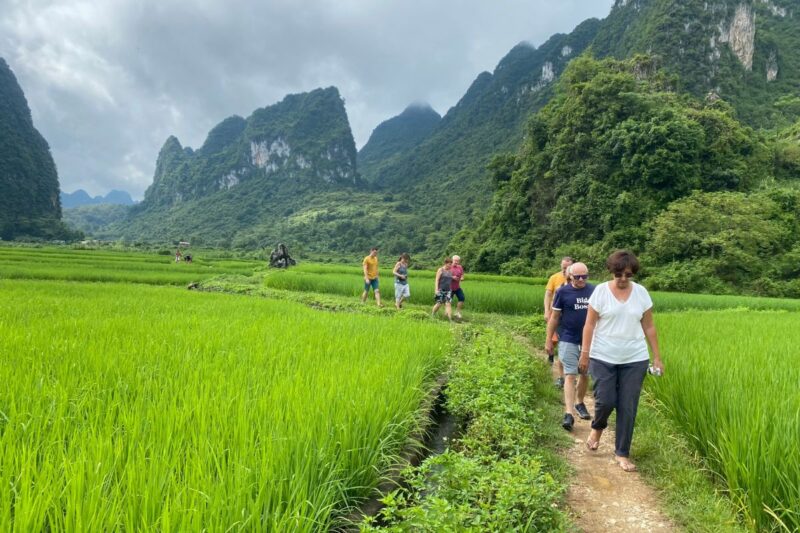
[551,283,595,344]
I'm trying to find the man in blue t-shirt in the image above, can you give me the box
[545,262,595,431]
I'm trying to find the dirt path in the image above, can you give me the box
[564,388,675,532]
[517,335,675,532]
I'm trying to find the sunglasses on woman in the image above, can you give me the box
[614,272,634,279]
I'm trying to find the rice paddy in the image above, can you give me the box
[1,245,798,531]
[0,277,447,530]
[652,310,800,531]
[0,246,261,285]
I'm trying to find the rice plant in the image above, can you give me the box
[0,280,448,530]
[652,310,800,531]
[264,270,545,314]
[0,247,260,285]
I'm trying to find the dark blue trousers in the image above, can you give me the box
[589,358,648,458]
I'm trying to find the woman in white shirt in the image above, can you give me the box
[579,250,664,472]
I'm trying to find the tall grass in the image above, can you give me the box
[293,262,546,285]
[652,310,800,531]
[264,270,545,314]
[264,269,800,316]
[0,280,448,530]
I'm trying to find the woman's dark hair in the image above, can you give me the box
[443,257,453,264]
[606,250,640,275]
[400,253,410,262]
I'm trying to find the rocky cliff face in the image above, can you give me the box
[0,57,65,239]
[596,0,800,127]
[724,3,756,70]
[141,86,358,209]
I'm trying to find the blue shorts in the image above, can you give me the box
[452,288,465,302]
[364,278,379,291]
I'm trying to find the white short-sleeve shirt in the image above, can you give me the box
[588,281,653,364]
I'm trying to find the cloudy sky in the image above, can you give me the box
[1,0,614,199]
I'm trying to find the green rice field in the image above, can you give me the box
[265,265,800,315]
[0,278,447,530]
[2,246,799,531]
[0,246,261,285]
[653,310,800,531]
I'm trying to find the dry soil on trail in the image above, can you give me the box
[520,332,676,532]
[563,390,676,532]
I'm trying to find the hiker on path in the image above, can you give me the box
[546,262,595,431]
[175,248,182,263]
[432,257,454,321]
[579,250,664,472]
[451,255,466,320]
[393,253,411,309]
[361,247,383,307]
[545,256,574,388]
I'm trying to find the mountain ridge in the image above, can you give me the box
[61,189,135,208]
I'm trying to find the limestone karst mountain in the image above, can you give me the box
[0,58,75,240]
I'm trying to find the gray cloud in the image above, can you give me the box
[1,0,614,199]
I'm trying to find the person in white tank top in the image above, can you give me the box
[578,250,664,473]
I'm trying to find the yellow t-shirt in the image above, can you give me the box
[546,272,567,293]
[363,255,379,279]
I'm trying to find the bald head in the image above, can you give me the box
[569,262,589,287]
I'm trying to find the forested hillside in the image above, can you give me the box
[461,55,800,296]
[593,0,800,127]
[357,103,441,183]
[76,0,800,291]
[0,58,76,241]
[110,87,365,247]
[357,19,605,253]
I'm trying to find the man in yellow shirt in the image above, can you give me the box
[544,256,573,388]
[361,247,383,307]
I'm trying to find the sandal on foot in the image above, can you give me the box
[586,437,600,451]
[615,458,637,472]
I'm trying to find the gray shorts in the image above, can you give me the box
[558,341,581,375]
[395,282,410,301]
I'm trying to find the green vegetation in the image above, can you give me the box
[4,246,794,530]
[264,269,543,315]
[645,189,800,297]
[364,327,568,531]
[0,58,76,241]
[63,204,129,236]
[465,54,768,269]
[464,54,800,296]
[102,87,361,249]
[57,1,799,277]
[0,246,260,285]
[592,0,800,128]
[0,279,447,530]
[357,104,441,183]
[652,310,800,531]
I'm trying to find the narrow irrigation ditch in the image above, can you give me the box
[343,377,462,529]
